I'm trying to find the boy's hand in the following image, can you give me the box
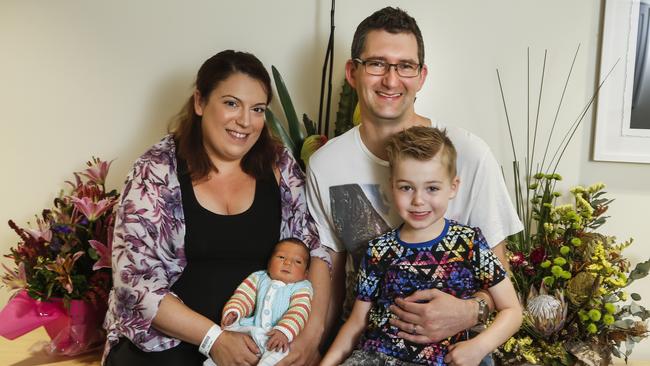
[266,329,289,353]
[444,341,486,366]
[221,312,238,327]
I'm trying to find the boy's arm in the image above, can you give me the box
[444,277,522,365]
[274,286,313,342]
[321,300,372,366]
[221,272,260,325]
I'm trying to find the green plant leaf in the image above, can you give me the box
[271,66,305,147]
[334,78,358,136]
[628,259,650,283]
[265,109,296,156]
[631,293,642,301]
[303,114,316,136]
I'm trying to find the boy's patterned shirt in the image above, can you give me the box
[356,219,506,365]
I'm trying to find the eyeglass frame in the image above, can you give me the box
[352,58,423,78]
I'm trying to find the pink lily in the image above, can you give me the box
[71,197,115,221]
[24,218,52,242]
[45,251,84,294]
[88,239,111,270]
[1,262,27,290]
[81,159,113,185]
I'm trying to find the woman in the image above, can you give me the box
[103,50,330,365]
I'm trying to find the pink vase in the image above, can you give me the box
[0,290,107,356]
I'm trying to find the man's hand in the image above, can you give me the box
[266,329,289,353]
[275,323,322,366]
[221,312,238,327]
[389,289,477,343]
[210,331,260,366]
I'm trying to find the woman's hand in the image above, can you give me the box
[266,329,289,352]
[210,330,260,366]
[444,341,486,366]
[388,289,477,343]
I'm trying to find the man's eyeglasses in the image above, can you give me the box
[353,58,422,78]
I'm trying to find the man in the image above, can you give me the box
[279,7,522,366]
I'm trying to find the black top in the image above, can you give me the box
[171,161,281,322]
[105,160,281,366]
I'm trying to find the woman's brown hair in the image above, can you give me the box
[169,50,279,181]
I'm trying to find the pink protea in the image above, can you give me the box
[71,197,115,222]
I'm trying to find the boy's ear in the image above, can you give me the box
[449,176,460,199]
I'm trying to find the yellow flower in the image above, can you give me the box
[522,351,538,364]
[588,182,606,193]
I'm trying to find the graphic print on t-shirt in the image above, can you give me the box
[330,183,393,317]
[330,183,392,265]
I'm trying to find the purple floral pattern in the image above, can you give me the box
[102,135,330,361]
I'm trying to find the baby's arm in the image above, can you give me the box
[221,272,260,327]
[444,277,522,366]
[272,286,312,343]
[321,299,372,366]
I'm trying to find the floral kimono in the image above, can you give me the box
[102,135,330,361]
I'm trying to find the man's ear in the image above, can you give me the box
[345,59,358,89]
[193,89,204,116]
[416,63,428,92]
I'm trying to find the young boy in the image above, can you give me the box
[204,238,312,366]
[322,126,522,366]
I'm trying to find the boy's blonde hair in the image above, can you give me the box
[386,126,457,178]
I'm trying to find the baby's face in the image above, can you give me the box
[267,241,309,283]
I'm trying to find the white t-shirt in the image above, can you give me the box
[306,122,522,261]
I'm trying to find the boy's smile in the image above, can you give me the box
[391,155,459,243]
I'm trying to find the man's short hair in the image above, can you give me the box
[386,126,457,178]
[351,7,425,65]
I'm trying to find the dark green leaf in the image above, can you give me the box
[631,293,642,301]
[271,66,305,147]
[265,109,296,156]
[303,114,316,136]
[628,259,650,283]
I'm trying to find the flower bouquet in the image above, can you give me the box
[0,158,118,356]
[493,48,649,365]
[496,177,649,365]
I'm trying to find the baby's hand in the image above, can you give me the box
[266,329,289,353]
[444,341,486,366]
[221,312,238,327]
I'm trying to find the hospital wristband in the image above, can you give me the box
[199,324,223,358]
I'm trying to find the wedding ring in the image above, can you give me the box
[412,324,418,334]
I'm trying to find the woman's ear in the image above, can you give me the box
[193,89,204,116]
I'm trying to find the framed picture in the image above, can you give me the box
[594,0,650,163]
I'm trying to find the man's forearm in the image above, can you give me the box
[323,250,346,343]
[306,257,331,334]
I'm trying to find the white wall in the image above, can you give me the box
[2,0,649,359]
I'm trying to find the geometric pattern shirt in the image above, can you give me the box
[357,219,506,365]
